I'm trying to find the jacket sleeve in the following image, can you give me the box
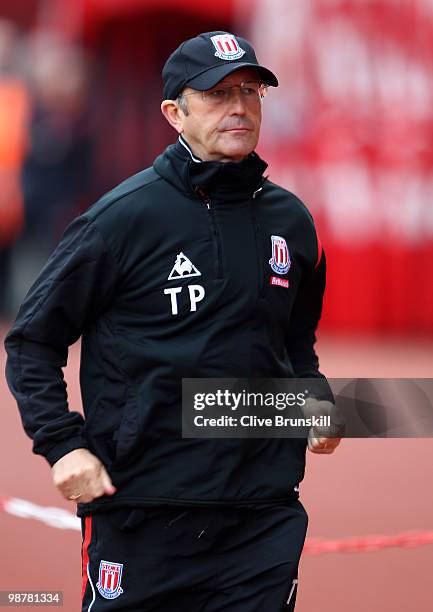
[285,249,333,401]
[4,216,119,466]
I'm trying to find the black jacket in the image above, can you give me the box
[5,137,328,516]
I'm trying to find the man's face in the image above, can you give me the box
[178,68,264,163]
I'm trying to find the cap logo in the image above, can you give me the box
[210,34,246,61]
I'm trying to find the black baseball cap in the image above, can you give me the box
[162,31,278,100]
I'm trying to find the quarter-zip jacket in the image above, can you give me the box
[5,138,329,517]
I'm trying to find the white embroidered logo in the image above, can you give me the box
[168,252,201,281]
[210,34,246,61]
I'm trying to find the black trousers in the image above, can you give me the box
[81,501,308,611]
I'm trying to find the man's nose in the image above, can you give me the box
[227,88,247,114]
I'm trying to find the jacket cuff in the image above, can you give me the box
[301,377,335,404]
[44,436,89,467]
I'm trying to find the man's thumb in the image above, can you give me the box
[100,467,116,496]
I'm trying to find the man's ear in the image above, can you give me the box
[161,100,185,134]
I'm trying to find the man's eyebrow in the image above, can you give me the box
[214,77,260,87]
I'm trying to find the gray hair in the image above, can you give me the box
[176,94,190,116]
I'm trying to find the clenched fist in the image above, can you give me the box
[52,448,116,503]
[302,398,345,455]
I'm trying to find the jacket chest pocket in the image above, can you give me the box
[258,231,300,307]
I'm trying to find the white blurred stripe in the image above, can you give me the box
[1,496,80,531]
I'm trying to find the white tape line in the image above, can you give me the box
[2,497,81,531]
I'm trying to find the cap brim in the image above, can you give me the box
[185,62,278,92]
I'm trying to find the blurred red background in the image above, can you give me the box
[1,0,432,334]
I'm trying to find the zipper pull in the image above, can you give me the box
[253,176,267,199]
[195,186,211,209]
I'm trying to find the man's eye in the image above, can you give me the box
[241,87,256,96]
[209,89,228,98]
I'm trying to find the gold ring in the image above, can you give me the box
[68,493,82,500]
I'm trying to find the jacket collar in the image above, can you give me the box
[178,135,202,164]
[153,136,268,204]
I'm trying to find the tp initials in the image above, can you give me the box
[164,284,205,315]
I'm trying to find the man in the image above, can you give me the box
[5,31,341,611]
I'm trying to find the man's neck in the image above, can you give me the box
[178,135,248,164]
